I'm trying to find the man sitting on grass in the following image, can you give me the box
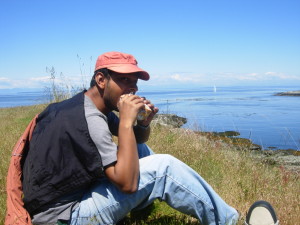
[21,51,278,225]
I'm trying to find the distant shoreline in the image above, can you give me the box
[153,114,300,173]
[274,90,300,96]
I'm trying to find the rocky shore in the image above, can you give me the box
[152,114,300,173]
[274,90,300,96]
[152,113,187,128]
[250,149,300,173]
[202,131,300,173]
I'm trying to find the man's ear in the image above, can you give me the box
[94,72,106,89]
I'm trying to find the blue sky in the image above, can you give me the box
[0,0,299,90]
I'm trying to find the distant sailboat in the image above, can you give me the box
[213,84,217,93]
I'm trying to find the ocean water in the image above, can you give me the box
[0,89,47,108]
[138,86,300,151]
[1,86,299,150]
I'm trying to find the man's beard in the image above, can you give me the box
[103,80,119,111]
[104,96,118,112]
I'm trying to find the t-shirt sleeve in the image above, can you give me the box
[84,96,118,167]
[87,114,118,167]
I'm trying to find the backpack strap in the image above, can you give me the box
[5,114,38,225]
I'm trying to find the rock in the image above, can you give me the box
[199,129,300,173]
[250,149,300,173]
[274,91,300,96]
[212,131,240,137]
[250,145,262,151]
[152,114,187,128]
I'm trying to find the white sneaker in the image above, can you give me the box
[245,200,279,225]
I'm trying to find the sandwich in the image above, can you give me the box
[119,94,152,121]
[137,104,152,121]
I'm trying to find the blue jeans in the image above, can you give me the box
[70,144,238,225]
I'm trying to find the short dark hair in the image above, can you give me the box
[90,68,111,87]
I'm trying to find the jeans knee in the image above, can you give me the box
[153,154,181,169]
[140,154,183,176]
[159,154,176,161]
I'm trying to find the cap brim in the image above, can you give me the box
[96,64,150,80]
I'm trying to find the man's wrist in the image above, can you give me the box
[136,123,150,129]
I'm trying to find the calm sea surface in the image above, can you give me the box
[1,86,299,150]
[0,89,47,108]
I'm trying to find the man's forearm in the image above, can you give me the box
[105,122,140,193]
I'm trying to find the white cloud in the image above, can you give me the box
[170,74,194,82]
[264,72,300,80]
[265,72,276,75]
[0,77,10,81]
[1,71,300,89]
[145,71,300,87]
[30,76,51,82]
[0,74,91,89]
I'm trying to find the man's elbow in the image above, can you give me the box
[136,136,149,144]
[119,183,138,194]
[134,126,150,143]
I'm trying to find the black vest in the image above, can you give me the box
[22,91,104,214]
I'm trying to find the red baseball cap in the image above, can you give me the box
[94,51,150,80]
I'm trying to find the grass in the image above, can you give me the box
[1,105,300,225]
[0,104,47,224]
